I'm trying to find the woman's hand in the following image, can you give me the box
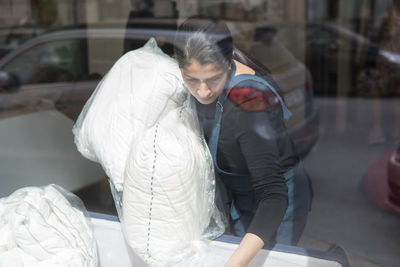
[224,233,264,267]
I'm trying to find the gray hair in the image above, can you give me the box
[174,18,233,70]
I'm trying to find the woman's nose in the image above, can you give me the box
[197,82,211,98]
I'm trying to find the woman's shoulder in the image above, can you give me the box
[234,60,255,75]
[230,60,278,90]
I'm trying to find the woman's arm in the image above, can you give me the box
[236,105,290,242]
[222,89,292,265]
[225,233,264,267]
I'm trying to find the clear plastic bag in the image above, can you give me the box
[73,38,226,266]
[123,99,226,266]
[0,184,98,267]
[73,38,186,196]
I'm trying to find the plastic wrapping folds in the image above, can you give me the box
[72,38,226,266]
[0,184,97,267]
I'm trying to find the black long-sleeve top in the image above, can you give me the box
[195,76,300,243]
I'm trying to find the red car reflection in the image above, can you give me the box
[365,144,400,215]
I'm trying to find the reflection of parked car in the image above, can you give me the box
[0,26,44,59]
[0,24,178,118]
[247,26,319,157]
[364,144,400,216]
[387,144,400,214]
[0,21,318,159]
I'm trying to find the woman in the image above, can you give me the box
[174,18,312,266]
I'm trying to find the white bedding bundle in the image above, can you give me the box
[123,107,214,265]
[73,38,225,266]
[72,38,186,193]
[0,185,96,267]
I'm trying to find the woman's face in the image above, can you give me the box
[181,60,229,105]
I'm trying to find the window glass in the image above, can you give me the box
[0,34,6,43]
[86,37,126,77]
[2,39,84,84]
[1,1,399,267]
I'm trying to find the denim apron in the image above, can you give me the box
[205,66,312,245]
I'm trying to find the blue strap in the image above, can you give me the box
[208,99,221,163]
[209,88,248,177]
[208,61,292,176]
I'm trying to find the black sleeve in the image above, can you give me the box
[235,106,289,244]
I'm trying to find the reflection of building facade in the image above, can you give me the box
[0,0,82,26]
[1,0,309,27]
[175,0,305,22]
[0,0,33,26]
[1,0,396,28]
[0,0,130,27]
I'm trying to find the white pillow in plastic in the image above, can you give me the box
[0,185,96,267]
[123,106,217,266]
[72,38,186,192]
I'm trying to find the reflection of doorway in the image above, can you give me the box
[99,0,132,21]
[30,0,82,26]
[31,0,58,26]
[128,0,176,18]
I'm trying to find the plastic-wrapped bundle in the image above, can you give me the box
[73,38,225,265]
[123,103,223,266]
[0,184,97,267]
[72,38,186,194]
